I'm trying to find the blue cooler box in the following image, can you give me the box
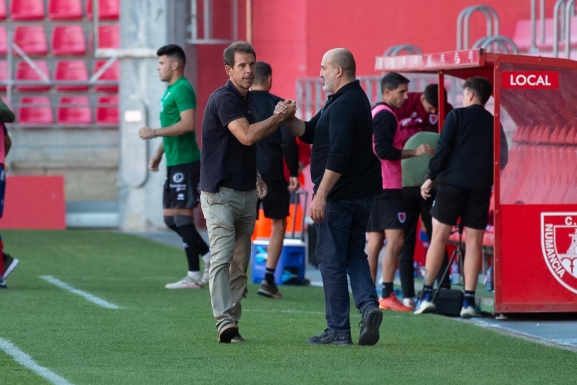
[251,239,306,285]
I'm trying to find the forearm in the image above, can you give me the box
[283,117,306,138]
[153,141,164,158]
[4,135,11,156]
[401,149,418,159]
[315,169,342,200]
[243,115,285,145]
[154,120,193,137]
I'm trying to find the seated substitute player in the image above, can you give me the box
[415,76,508,318]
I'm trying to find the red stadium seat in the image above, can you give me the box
[98,25,120,49]
[49,0,83,20]
[96,96,119,125]
[18,96,53,125]
[86,0,120,20]
[57,96,91,125]
[0,26,6,55]
[93,60,119,92]
[0,61,8,92]
[55,60,88,91]
[15,60,50,92]
[0,0,6,20]
[52,25,86,56]
[14,26,48,56]
[10,0,45,20]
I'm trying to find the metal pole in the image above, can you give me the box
[245,0,251,43]
[232,0,238,41]
[204,0,211,41]
[191,0,198,41]
[540,0,546,44]
[93,0,99,54]
[530,0,539,52]
[553,0,565,57]
[565,0,576,58]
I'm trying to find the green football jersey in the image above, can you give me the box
[160,77,200,166]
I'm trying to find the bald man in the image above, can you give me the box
[280,48,383,346]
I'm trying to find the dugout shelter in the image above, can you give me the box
[376,48,577,315]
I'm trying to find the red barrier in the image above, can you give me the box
[0,175,66,229]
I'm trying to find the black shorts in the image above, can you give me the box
[163,162,201,209]
[257,179,290,219]
[431,184,490,230]
[367,189,406,232]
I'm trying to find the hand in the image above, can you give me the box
[310,194,326,223]
[256,175,267,199]
[415,144,434,157]
[421,179,433,199]
[139,127,155,140]
[148,154,162,172]
[288,176,300,193]
[283,99,297,120]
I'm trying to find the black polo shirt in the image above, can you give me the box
[300,80,382,201]
[200,80,257,192]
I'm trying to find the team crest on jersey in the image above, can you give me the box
[429,114,439,125]
[173,172,184,183]
[541,212,577,294]
[398,212,406,223]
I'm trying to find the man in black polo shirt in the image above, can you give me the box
[281,48,383,346]
[252,62,300,300]
[415,77,507,318]
[200,41,296,343]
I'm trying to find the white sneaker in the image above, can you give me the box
[402,298,415,310]
[460,303,481,319]
[201,262,210,286]
[165,274,202,289]
[414,293,436,315]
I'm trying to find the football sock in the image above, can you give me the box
[174,215,201,272]
[382,282,394,299]
[264,268,276,285]
[464,290,476,307]
[422,284,434,300]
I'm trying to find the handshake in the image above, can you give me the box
[274,99,297,121]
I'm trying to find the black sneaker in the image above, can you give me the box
[308,329,352,345]
[257,280,283,299]
[358,307,383,346]
[231,334,246,343]
[218,321,239,343]
[3,254,19,279]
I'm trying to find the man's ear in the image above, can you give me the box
[336,66,343,78]
[225,65,232,76]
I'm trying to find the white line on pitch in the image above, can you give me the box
[0,338,74,385]
[244,309,324,315]
[39,275,120,309]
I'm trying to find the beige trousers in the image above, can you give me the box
[200,187,257,329]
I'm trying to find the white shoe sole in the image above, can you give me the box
[165,283,202,289]
[4,258,19,279]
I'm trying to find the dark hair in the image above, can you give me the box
[463,76,492,105]
[254,62,272,85]
[223,41,256,68]
[423,84,448,108]
[380,72,410,94]
[156,44,186,66]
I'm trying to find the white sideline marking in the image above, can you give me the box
[40,276,120,309]
[245,309,324,315]
[0,338,74,385]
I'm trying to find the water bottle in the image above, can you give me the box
[485,266,494,292]
[450,259,460,285]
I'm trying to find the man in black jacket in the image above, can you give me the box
[252,62,300,299]
[281,48,383,346]
[415,77,507,318]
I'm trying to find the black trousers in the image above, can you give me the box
[398,186,450,298]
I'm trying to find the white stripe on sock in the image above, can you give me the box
[39,276,120,309]
[0,337,74,385]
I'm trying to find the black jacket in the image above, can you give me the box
[300,80,382,200]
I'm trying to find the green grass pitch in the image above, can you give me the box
[1,230,576,384]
